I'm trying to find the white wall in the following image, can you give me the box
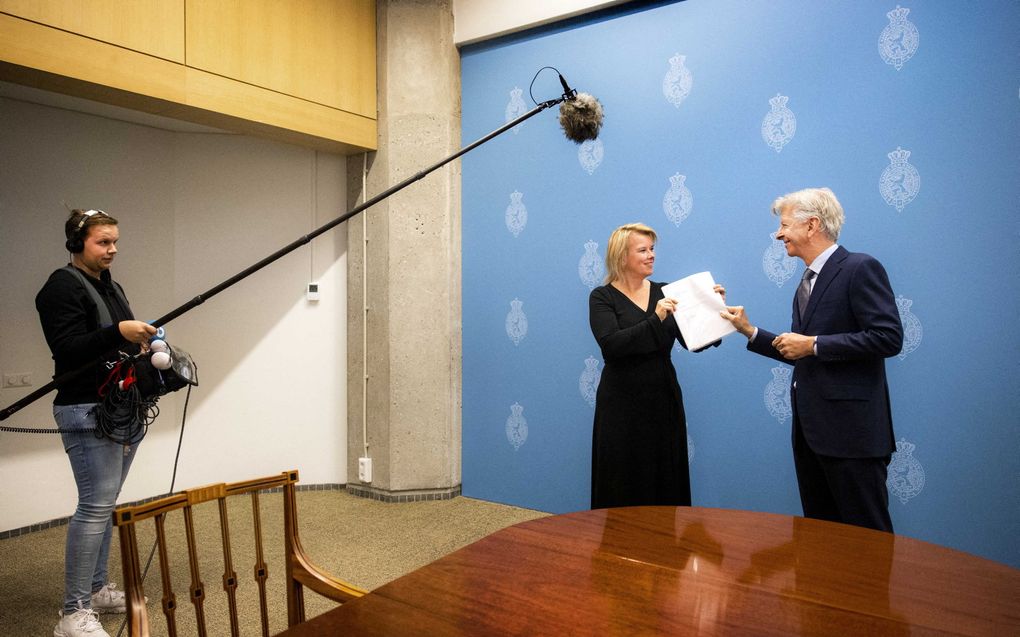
[453,0,627,46]
[0,96,348,531]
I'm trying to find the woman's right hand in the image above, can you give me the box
[655,297,678,321]
[119,320,158,344]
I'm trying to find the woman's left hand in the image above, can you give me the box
[713,284,726,303]
[119,320,158,344]
[655,297,678,321]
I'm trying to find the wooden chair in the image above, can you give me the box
[112,469,366,636]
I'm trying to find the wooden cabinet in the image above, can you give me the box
[0,0,376,153]
[0,0,185,61]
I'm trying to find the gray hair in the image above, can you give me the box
[771,187,844,241]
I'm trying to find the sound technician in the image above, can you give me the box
[35,209,156,637]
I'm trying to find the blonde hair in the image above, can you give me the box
[604,222,657,284]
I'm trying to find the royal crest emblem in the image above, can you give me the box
[896,295,923,359]
[505,87,527,133]
[762,94,796,153]
[506,402,528,450]
[887,438,925,504]
[879,147,921,212]
[579,356,601,408]
[578,240,604,290]
[763,232,798,287]
[764,366,793,423]
[663,173,693,226]
[662,54,693,108]
[578,138,604,175]
[879,6,919,71]
[505,298,528,346]
[505,190,527,238]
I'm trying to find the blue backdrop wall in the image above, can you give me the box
[459,0,1019,568]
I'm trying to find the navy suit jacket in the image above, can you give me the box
[748,246,903,458]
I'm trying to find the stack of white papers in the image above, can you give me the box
[662,271,736,350]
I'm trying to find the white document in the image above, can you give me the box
[661,271,736,351]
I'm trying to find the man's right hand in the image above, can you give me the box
[720,306,754,337]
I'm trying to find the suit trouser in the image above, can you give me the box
[792,410,893,533]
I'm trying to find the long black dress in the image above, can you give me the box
[589,280,691,509]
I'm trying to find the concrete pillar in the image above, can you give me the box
[346,0,461,501]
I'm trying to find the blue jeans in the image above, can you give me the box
[55,404,139,613]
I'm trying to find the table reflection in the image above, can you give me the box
[589,508,729,634]
[738,516,909,635]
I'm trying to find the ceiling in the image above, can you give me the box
[0,80,230,134]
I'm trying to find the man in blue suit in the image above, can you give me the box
[721,188,903,532]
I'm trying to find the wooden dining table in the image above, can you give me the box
[279,506,1019,636]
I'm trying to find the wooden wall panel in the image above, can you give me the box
[0,0,185,62]
[0,0,377,153]
[186,0,376,118]
[0,12,376,153]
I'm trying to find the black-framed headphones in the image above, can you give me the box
[65,209,108,253]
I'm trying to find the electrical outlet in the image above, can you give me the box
[358,457,372,483]
[3,373,31,388]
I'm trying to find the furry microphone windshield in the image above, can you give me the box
[558,93,604,143]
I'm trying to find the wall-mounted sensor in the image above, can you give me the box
[306,282,320,302]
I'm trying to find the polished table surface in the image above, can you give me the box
[280,506,1019,636]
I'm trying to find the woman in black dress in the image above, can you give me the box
[588,223,723,509]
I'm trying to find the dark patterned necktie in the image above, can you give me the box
[797,269,816,320]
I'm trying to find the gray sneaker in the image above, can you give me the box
[90,583,126,614]
[53,603,111,637]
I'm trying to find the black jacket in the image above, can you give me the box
[35,266,136,405]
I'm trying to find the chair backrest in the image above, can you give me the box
[113,469,366,637]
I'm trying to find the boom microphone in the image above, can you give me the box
[556,73,604,143]
[559,93,604,143]
[0,63,600,424]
